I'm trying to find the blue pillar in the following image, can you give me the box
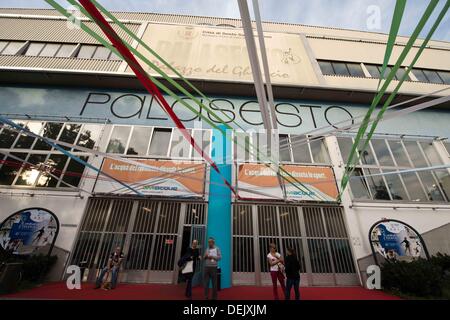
[207,124,232,289]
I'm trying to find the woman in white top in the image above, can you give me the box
[267,243,286,300]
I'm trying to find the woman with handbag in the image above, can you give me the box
[180,239,200,299]
[267,243,286,300]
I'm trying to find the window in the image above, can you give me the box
[358,139,376,165]
[148,128,172,156]
[339,135,447,202]
[92,46,111,60]
[337,137,353,162]
[278,134,291,162]
[55,44,76,57]
[25,42,45,56]
[106,126,131,154]
[191,129,211,159]
[33,122,63,150]
[75,124,102,150]
[126,127,152,156]
[290,135,312,163]
[422,70,444,84]
[1,41,25,55]
[0,152,27,185]
[14,121,42,149]
[0,41,8,53]
[365,64,381,78]
[331,62,350,76]
[39,43,61,57]
[310,138,330,163]
[235,131,251,162]
[77,45,97,59]
[318,61,334,75]
[437,71,450,85]
[346,63,365,77]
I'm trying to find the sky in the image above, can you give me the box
[0,0,449,41]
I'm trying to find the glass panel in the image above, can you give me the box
[106,126,131,154]
[337,137,353,162]
[170,129,191,158]
[0,126,20,149]
[388,140,411,167]
[434,170,450,201]
[39,43,61,57]
[418,171,444,201]
[403,141,428,167]
[58,123,82,150]
[290,135,311,163]
[437,71,450,85]
[24,42,45,56]
[14,121,43,149]
[55,44,76,57]
[191,130,211,158]
[379,66,395,80]
[15,154,47,186]
[278,134,291,162]
[148,128,171,156]
[401,172,426,201]
[365,168,390,200]
[365,64,380,78]
[36,154,68,188]
[395,67,409,81]
[92,46,110,60]
[346,63,365,77]
[76,124,102,149]
[422,70,443,84]
[310,138,330,163]
[419,141,443,165]
[349,168,371,200]
[0,41,8,53]
[383,170,409,200]
[0,153,27,185]
[318,61,334,75]
[331,62,350,76]
[413,69,428,82]
[371,139,395,166]
[109,51,122,61]
[358,139,376,165]
[126,127,152,155]
[33,122,63,150]
[77,45,97,59]
[62,156,88,187]
[234,131,250,162]
[2,41,25,55]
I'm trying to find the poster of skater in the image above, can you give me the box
[0,208,59,256]
[369,219,429,264]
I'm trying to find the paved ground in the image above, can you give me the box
[0,282,401,300]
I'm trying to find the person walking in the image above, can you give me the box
[94,246,124,290]
[284,247,301,300]
[179,239,201,299]
[203,237,221,300]
[267,243,285,300]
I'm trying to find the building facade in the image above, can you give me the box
[0,8,450,288]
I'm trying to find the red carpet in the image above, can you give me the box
[1,282,400,300]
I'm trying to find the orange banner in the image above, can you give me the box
[237,163,339,201]
[95,158,206,197]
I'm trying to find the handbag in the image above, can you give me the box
[181,260,194,274]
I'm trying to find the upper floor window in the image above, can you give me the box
[412,68,447,84]
[318,60,365,77]
[0,41,26,55]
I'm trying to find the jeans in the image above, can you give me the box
[270,271,286,300]
[95,266,119,289]
[285,278,300,300]
[185,273,193,298]
[203,266,218,300]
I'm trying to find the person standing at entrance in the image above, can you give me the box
[203,237,221,300]
[180,239,200,299]
[94,246,124,290]
[284,247,301,300]
[267,243,285,300]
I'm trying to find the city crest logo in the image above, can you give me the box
[281,48,301,64]
[177,26,199,40]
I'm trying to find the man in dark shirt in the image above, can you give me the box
[95,246,124,290]
[284,247,301,300]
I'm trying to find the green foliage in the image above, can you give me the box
[381,253,450,299]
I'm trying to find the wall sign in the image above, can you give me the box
[237,163,339,201]
[369,219,430,264]
[94,158,206,197]
[0,208,59,256]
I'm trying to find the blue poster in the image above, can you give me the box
[0,208,58,255]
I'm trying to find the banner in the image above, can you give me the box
[237,163,338,201]
[0,208,59,255]
[94,158,206,197]
[369,219,429,263]
[134,23,319,86]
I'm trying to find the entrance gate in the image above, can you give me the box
[70,197,207,284]
[232,203,359,286]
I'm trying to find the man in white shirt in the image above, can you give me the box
[203,237,221,300]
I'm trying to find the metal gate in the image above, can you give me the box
[232,204,359,286]
[70,197,207,284]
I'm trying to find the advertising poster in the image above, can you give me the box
[369,220,427,262]
[237,163,339,201]
[94,158,206,197]
[0,208,58,255]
